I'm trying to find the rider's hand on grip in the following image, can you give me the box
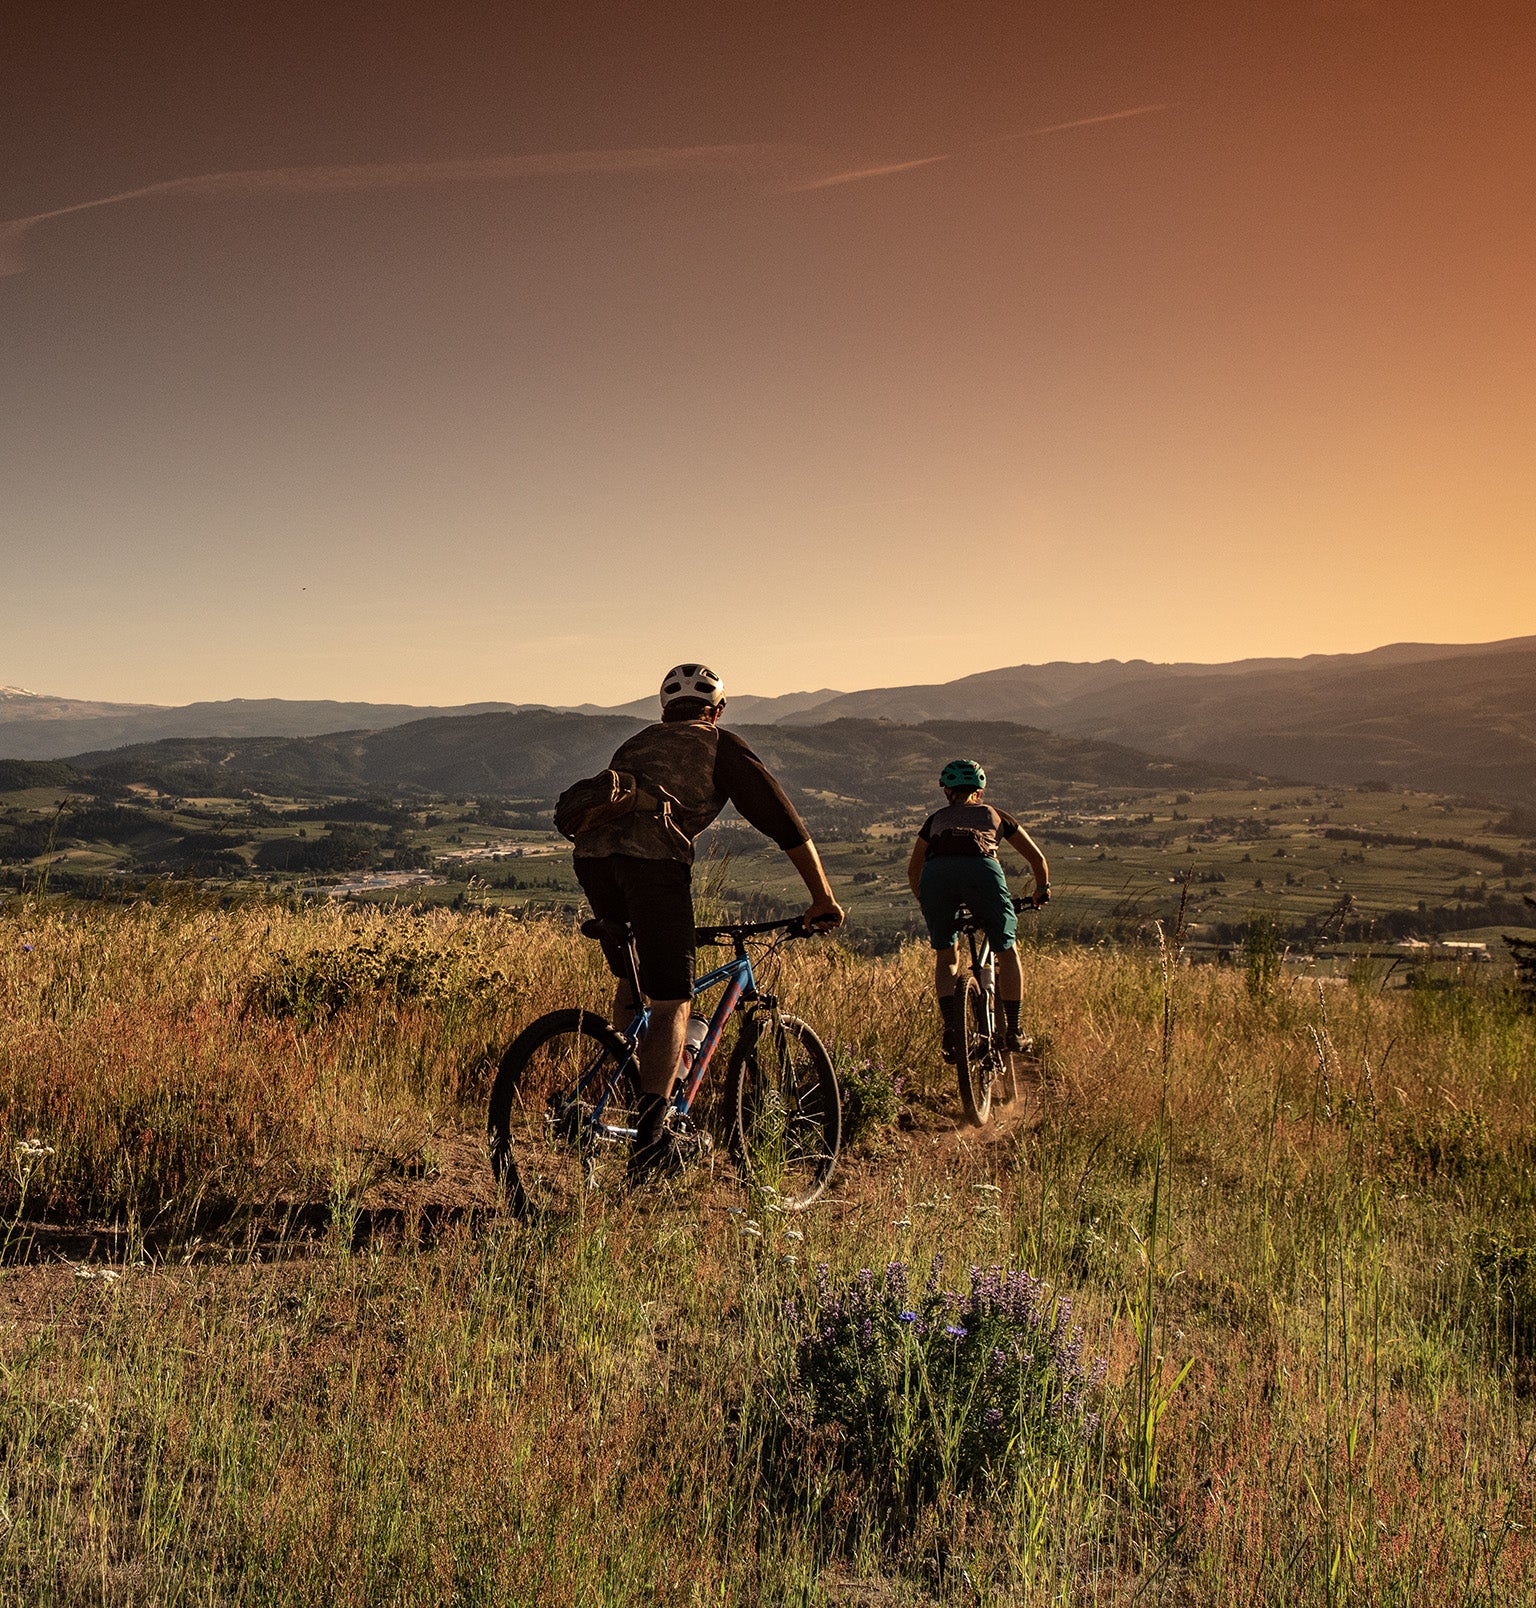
[803,897,844,932]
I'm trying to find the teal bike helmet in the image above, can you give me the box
[940,758,986,790]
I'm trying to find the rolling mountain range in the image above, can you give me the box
[4,635,1531,801]
[58,714,1238,813]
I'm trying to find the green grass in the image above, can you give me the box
[2,898,1536,1602]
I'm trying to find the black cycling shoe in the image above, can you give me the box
[1005,1028,1033,1056]
[940,1030,959,1065]
[626,1093,685,1185]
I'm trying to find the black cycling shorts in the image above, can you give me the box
[574,854,695,1001]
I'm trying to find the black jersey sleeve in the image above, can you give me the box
[713,730,811,850]
[994,808,1022,839]
[917,814,937,842]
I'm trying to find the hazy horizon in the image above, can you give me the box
[5,2,1533,707]
[5,630,1533,714]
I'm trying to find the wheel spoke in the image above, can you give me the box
[488,1011,639,1215]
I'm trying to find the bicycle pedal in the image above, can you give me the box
[666,1111,714,1168]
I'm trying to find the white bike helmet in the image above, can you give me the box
[659,663,725,708]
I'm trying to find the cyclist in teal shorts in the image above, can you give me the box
[907,759,1050,1061]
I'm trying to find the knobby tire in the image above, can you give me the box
[955,975,995,1127]
[487,1008,639,1216]
[725,1013,841,1210]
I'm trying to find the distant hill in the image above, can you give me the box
[0,687,846,760]
[11,635,1533,800]
[0,694,534,760]
[65,711,1241,811]
[780,637,1536,803]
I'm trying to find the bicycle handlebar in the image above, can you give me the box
[694,915,822,945]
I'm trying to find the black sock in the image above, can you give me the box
[938,995,961,1037]
[1003,999,1022,1034]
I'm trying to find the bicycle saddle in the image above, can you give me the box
[580,917,631,944]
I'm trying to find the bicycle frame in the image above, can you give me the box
[564,934,767,1143]
[621,942,761,1115]
[961,920,999,1044]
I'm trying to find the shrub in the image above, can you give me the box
[1470,1228,1536,1365]
[834,1052,902,1150]
[247,929,510,1027]
[786,1256,1105,1510]
[1243,914,1283,1003]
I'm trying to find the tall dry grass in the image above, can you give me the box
[1,896,1534,1602]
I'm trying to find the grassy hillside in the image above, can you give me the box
[2,899,1534,1601]
[64,712,1242,809]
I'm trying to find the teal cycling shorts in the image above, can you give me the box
[918,856,1016,952]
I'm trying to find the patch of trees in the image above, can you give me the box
[1207,894,1536,946]
[64,804,169,844]
[253,825,430,874]
[1321,826,1523,868]
[286,799,411,827]
[0,760,85,791]
[472,801,550,830]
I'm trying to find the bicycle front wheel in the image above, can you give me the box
[955,975,996,1127]
[725,1013,841,1210]
[487,1008,640,1215]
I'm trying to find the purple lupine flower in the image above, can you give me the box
[988,1346,1007,1377]
[860,1316,874,1348]
[984,1407,1003,1428]
[886,1261,909,1307]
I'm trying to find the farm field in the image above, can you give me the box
[4,776,1533,958]
[2,899,1534,1603]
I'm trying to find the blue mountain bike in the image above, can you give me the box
[953,893,1046,1126]
[488,916,841,1214]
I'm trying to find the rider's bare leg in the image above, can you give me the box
[934,948,960,998]
[636,998,688,1098]
[995,944,1028,1051]
[611,980,638,1033]
[996,946,1024,1000]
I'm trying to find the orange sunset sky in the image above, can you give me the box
[2,0,1532,707]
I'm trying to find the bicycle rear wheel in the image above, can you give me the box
[955,975,997,1126]
[725,1013,841,1210]
[487,1008,640,1215]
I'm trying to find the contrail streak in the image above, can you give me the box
[0,143,789,276]
[787,155,953,192]
[993,103,1171,142]
[0,107,1171,276]
[782,104,1169,197]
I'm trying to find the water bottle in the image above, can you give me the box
[680,1014,709,1071]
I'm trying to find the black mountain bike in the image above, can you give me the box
[488,915,840,1215]
[953,893,1046,1126]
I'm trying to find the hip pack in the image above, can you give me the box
[554,769,671,842]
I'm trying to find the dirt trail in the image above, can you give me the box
[0,1064,1056,1328]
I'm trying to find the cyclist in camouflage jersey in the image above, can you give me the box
[571,663,843,1175]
